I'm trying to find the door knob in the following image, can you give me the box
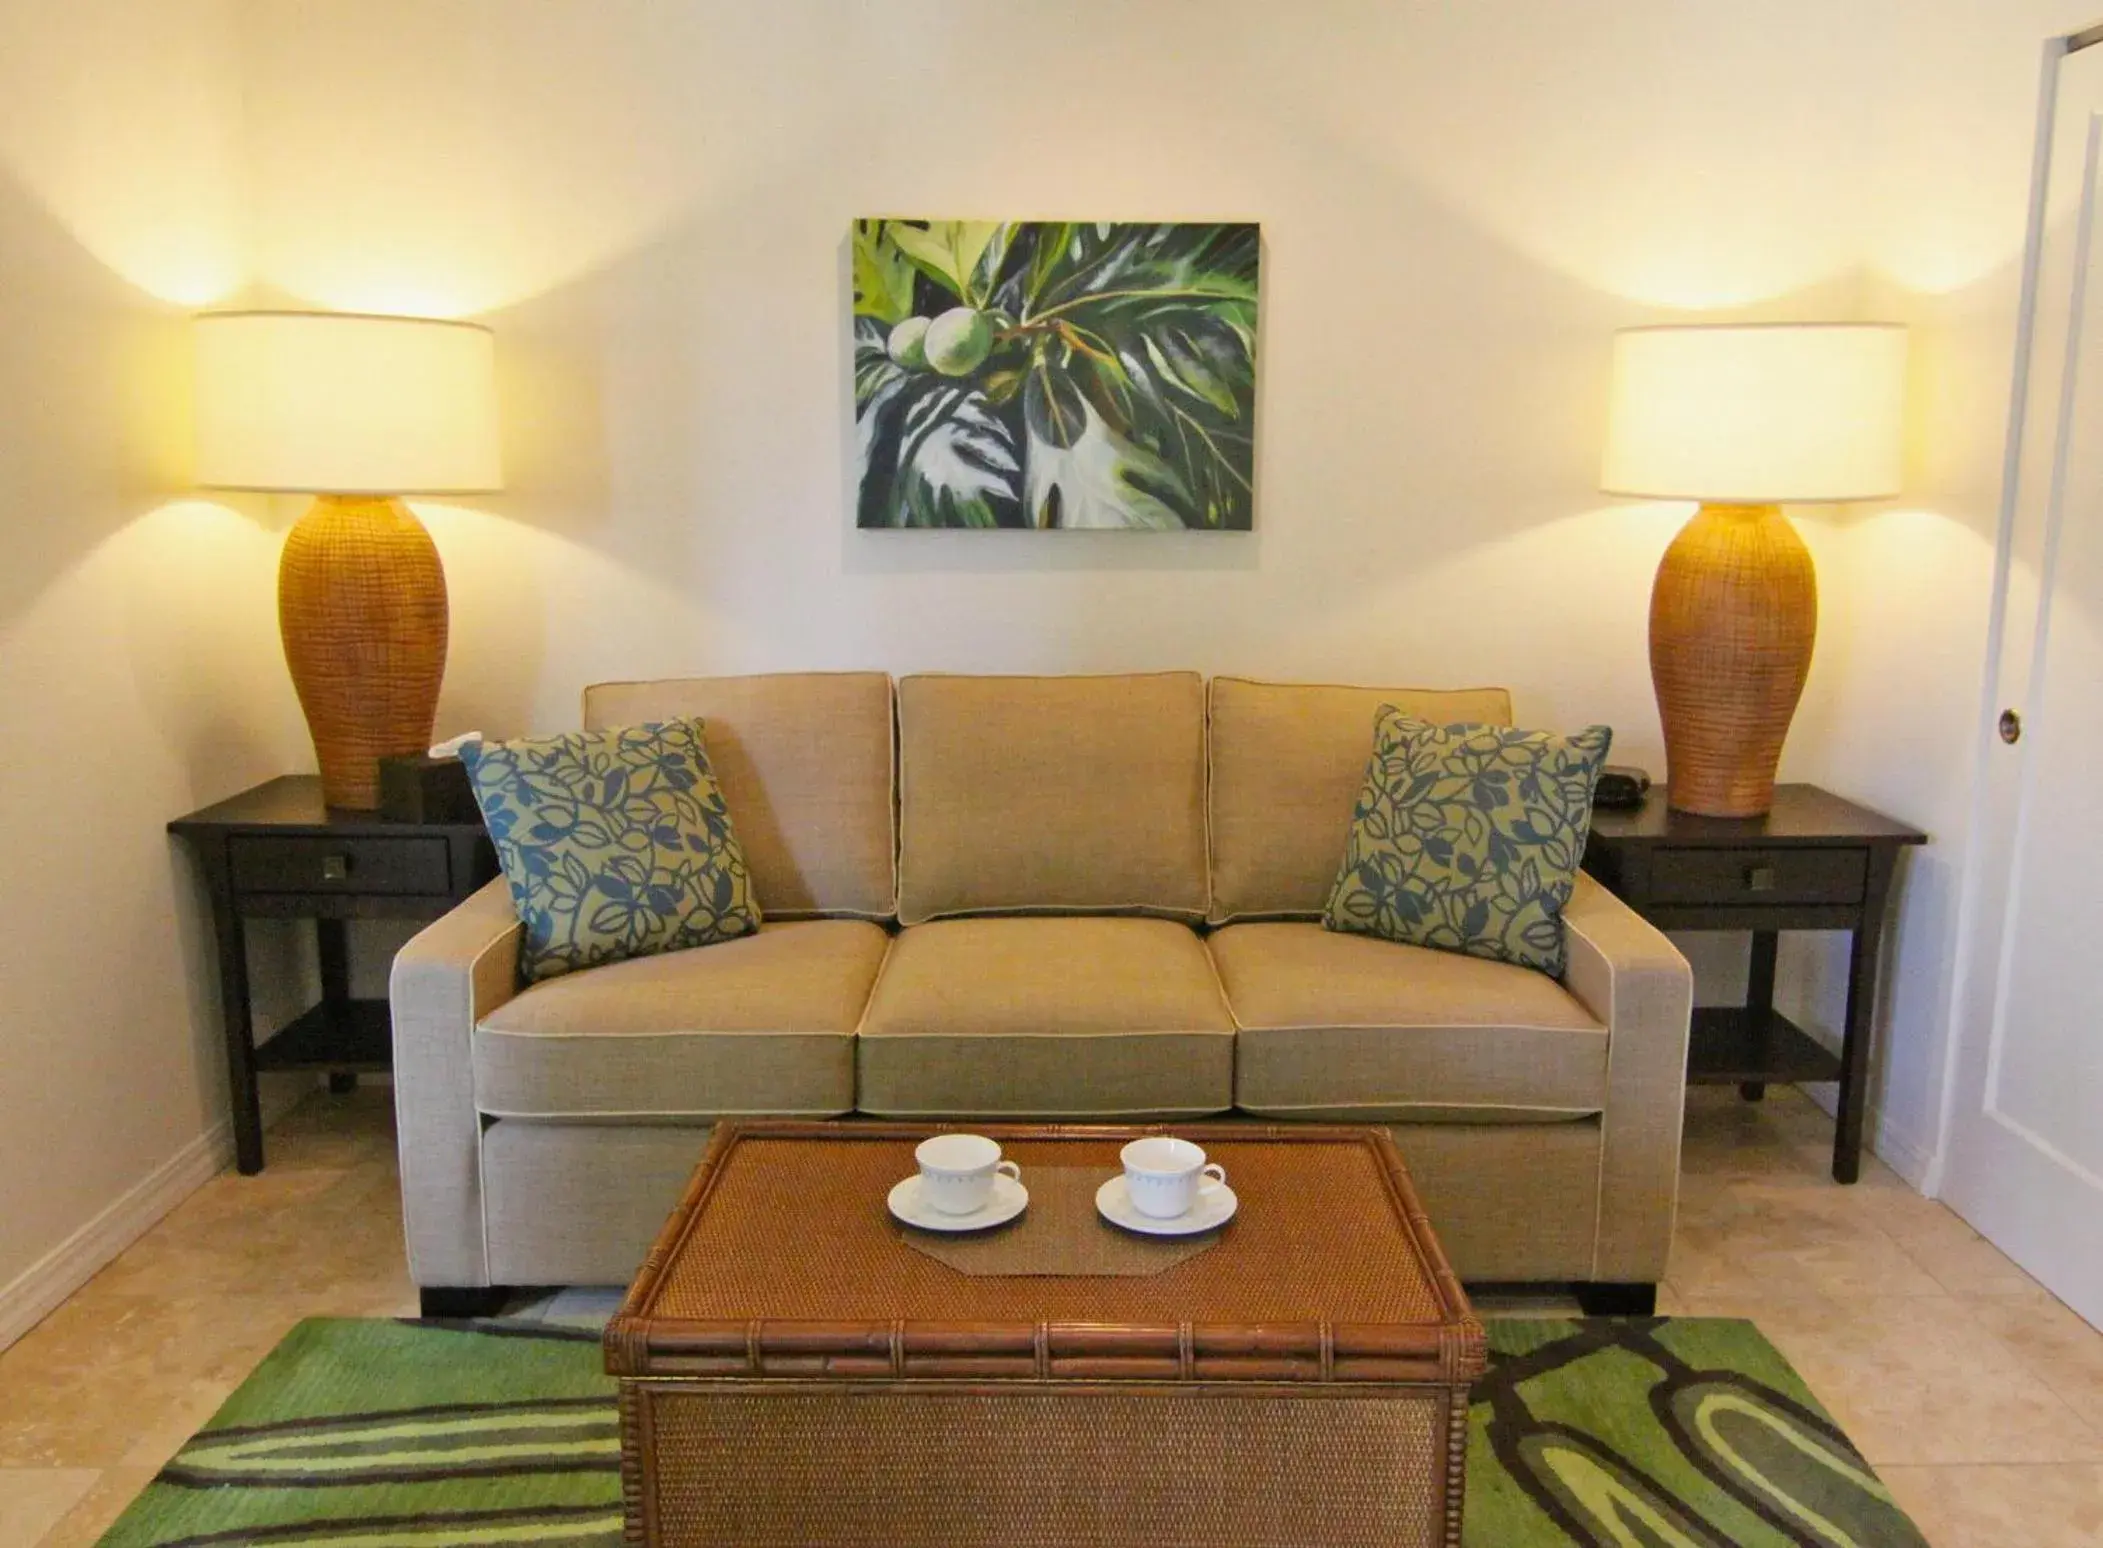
[1999,709,2023,744]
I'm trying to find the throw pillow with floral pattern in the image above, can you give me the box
[461,719,760,981]
[1323,708,1610,974]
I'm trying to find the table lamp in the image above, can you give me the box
[193,311,501,810]
[1601,322,1906,817]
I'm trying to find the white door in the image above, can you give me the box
[1938,27,2103,1328]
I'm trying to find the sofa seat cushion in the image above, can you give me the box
[1210,923,1607,1120]
[856,917,1234,1117]
[474,920,889,1119]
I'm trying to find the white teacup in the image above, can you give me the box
[914,1133,1021,1216]
[1120,1136,1228,1220]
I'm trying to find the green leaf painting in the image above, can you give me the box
[852,219,1260,530]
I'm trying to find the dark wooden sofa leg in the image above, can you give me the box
[1572,1282,1658,1317]
[419,1286,513,1319]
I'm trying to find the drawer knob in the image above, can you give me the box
[320,854,352,882]
[1745,864,1777,893]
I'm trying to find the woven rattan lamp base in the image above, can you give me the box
[1648,502,1817,817]
[278,494,449,811]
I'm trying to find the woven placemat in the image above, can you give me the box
[898,1166,1222,1277]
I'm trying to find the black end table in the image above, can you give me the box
[169,775,496,1174]
[1582,783,1926,1184]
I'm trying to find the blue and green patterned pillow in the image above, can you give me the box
[459,719,761,982]
[1322,708,1611,975]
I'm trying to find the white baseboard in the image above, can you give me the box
[1869,1113,1935,1189]
[0,1124,230,1351]
[0,1076,317,1352]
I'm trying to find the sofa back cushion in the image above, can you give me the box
[1207,676,1514,922]
[582,673,895,919]
[897,672,1208,924]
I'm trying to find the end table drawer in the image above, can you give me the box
[1648,846,1867,906]
[230,835,451,895]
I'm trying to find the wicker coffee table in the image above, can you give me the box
[606,1121,1484,1547]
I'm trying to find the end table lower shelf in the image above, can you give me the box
[1688,1006,1843,1088]
[254,1000,394,1074]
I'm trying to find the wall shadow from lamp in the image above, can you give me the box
[193,311,503,810]
[0,164,209,629]
[252,102,1936,734]
[1602,322,1909,817]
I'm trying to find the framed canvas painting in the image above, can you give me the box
[852,219,1260,530]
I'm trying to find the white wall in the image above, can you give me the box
[237,0,2099,1184]
[3,1,2093,1333]
[0,1,311,1339]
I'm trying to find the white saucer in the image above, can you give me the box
[887,1173,1029,1233]
[1095,1175,1238,1236]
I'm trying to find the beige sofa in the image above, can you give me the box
[392,671,1692,1316]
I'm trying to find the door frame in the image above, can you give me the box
[1928,22,2103,1198]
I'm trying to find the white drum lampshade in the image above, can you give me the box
[193,311,503,808]
[1603,323,1906,504]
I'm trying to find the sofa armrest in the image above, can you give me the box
[390,879,523,1288]
[1560,872,1693,1283]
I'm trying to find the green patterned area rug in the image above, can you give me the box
[95,1316,1927,1546]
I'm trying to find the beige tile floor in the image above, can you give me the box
[3,1085,2100,1546]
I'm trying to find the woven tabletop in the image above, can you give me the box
[632,1125,1448,1327]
